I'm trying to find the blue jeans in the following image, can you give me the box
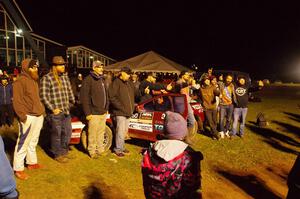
[0,136,18,199]
[49,113,72,158]
[219,104,234,132]
[187,103,196,128]
[231,108,248,136]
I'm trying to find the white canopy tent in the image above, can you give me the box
[105,51,193,73]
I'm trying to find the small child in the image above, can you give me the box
[141,111,203,198]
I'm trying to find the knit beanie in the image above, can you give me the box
[164,111,188,140]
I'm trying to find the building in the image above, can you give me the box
[0,0,115,74]
[67,45,116,69]
[0,0,66,73]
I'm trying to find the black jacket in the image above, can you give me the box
[80,72,108,116]
[109,78,135,117]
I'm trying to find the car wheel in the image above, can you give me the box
[103,125,113,152]
[80,125,113,152]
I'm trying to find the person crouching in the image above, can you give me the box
[141,111,203,199]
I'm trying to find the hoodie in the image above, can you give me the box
[12,59,45,122]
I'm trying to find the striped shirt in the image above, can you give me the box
[40,72,75,114]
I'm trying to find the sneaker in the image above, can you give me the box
[225,131,230,138]
[123,149,130,154]
[114,151,125,157]
[213,132,221,140]
[27,164,43,170]
[15,171,29,180]
[219,131,224,139]
[54,156,68,163]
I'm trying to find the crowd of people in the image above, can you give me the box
[0,56,267,198]
[198,68,264,140]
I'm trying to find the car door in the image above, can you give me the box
[128,95,173,141]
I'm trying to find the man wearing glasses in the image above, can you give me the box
[80,60,109,159]
[40,56,75,163]
[12,59,45,180]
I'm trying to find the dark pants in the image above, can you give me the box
[204,109,218,136]
[49,113,72,158]
[0,104,14,126]
[219,104,234,132]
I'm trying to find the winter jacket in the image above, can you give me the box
[199,85,217,110]
[13,73,45,122]
[109,78,135,117]
[0,83,12,105]
[80,72,109,116]
[141,140,203,199]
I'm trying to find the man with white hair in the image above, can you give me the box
[80,60,109,158]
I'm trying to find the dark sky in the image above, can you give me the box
[16,0,300,80]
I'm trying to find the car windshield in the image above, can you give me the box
[173,96,185,114]
[144,96,172,112]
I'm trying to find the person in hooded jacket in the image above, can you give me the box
[231,76,263,138]
[80,60,109,158]
[12,59,45,180]
[199,75,221,140]
[0,77,14,127]
[141,111,203,199]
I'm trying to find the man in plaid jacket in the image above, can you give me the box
[40,56,75,163]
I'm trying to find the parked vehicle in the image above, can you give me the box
[70,93,205,152]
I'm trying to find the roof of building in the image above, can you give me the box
[67,45,116,61]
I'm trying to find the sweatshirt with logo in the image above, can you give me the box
[234,83,260,108]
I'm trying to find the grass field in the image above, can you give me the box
[1,85,300,199]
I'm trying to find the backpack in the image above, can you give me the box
[256,112,267,127]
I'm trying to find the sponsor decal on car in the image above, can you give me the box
[130,112,153,124]
[129,122,153,132]
[140,112,154,120]
[191,104,201,109]
[71,132,81,138]
[154,124,164,131]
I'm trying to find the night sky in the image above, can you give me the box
[16,0,300,81]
